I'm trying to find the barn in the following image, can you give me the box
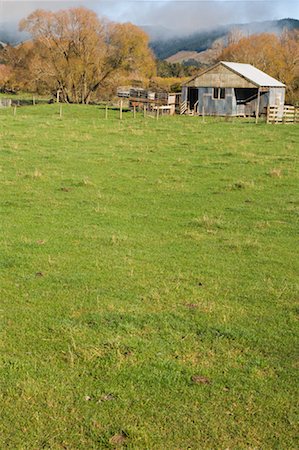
[181,61,285,118]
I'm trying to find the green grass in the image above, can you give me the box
[0,105,298,449]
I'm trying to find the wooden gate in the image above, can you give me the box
[267,105,299,124]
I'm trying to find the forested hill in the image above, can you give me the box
[150,18,299,60]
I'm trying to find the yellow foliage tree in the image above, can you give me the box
[0,63,12,90]
[219,31,299,103]
[17,7,155,103]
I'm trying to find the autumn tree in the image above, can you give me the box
[279,29,299,103]
[1,41,37,93]
[219,30,299,103]
[0,64,13,92]
[18,7,155,103]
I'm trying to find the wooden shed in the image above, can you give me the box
[181,61,285,117]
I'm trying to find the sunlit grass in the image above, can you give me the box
[0,104,298,448]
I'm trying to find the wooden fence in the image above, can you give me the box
[267,105,299,124]
[0,98,12,108]
[180,100,188,115]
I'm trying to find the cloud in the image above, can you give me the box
[0,1,84,22]
[0,0,298,38]
[101,1,299,35]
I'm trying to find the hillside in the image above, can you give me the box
[151,18,299,63]
[166,38,225,67]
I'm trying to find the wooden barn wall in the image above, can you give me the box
[197,87,237,115]
[182,86,188,103]
[242,92,268,116]
[269,87,285,106]
[244,88,285,117]
[269,87,285,118]
[182,84,285,117]
[186,64,256,89]
[198,89,270,116]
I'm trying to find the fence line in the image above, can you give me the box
[267,105,299,124]
[0,97,51,107]
[0,99,12,108]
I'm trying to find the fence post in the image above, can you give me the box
[275,106,279,124]
[59,104,63,119]
[119,100,123,120]
[255,88,260,124]
[13,105,17,116]
[133,105,136,119]
[282,106,286,124]
[105,104,108,120]
[156,106,159,120]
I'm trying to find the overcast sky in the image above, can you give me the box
[0,1,298,35]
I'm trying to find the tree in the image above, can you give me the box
[18,7,156,103]
[227,28,244,46]
[0,64,13,92]
[219,31,299,103]
[1,42,37,93]
[156,60,198,78]
[279,29,299,103]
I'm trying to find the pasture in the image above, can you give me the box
[0,105,298,448]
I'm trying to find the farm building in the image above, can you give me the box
[181,61,285,117]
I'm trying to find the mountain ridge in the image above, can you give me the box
[0,17,298,64]
[149,18,299,61]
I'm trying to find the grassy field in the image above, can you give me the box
[0,104,298,449]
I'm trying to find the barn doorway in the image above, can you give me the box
[188,87,199,110]
[234,88,258,104]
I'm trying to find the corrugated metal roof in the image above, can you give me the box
[221,61,285,87]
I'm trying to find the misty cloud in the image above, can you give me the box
[0,0,298,40]
[104,1,299,36]
[0,1,87,23]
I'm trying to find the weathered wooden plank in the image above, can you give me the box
[267,104,299,124]
[186,64,257,89]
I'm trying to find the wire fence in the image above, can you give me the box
[0,97,51,107]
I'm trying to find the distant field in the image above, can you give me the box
[0,105,298,448]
